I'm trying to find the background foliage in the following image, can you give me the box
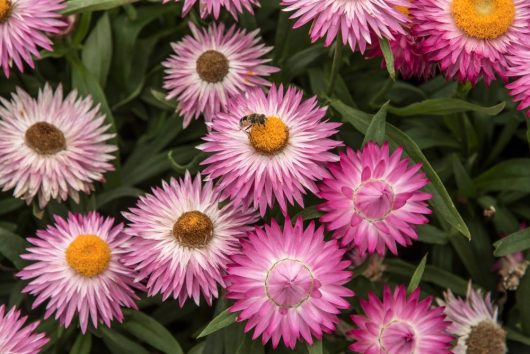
[1,0,530,353]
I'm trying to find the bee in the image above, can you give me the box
[239,113,267,132]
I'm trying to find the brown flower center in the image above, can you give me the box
[66,235,111,277]
[0,0,12,22]
[196,50,229,83]
[172,211,214,249]
[466,320,507,354]
[249,116,289,155]
[25,122,66,155]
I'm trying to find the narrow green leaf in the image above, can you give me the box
[363,101,389,146]
[0,228,27,269]
[82,13,112,87]
[63,0,137,15]
[379,38,395,81]
[407,254,427,293]
[493,227,530,257]
[0,198,24,215]
[70,333,92,354]
[452,155,477,198]
[417,224,449,245]
[507,328,530,346]
[291,205,323,223]
[306,340,323,354]
[168,151,204,174]
[197,309,237,338]
[95,187,143,209]
[121,311,184,354]
[331,99,471,239]
[474,159,530,193]
[99,327,150,354]
[387,98,505,116]
[517,271,530,335]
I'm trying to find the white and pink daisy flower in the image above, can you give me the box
[199,85,342,216]
[163,0,259,19]
[0,84,117,209]
[507,45,530,117]
[225,217,353,349]
[318,142,431,256]
[0,0,67,77]
[349,285,453,354]
[0,305,48,354]
[438,284,507,354]
[163,22,278,128]
[280,0,409,53]
[123,172,258,307]
[17,212,141,333]
[412,0,530,85]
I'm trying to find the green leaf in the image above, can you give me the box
[0,198,24,215]
[63,0,137,15]
[95,187,143,209]
[70,333,92,354]
[416,224,449,245]
[493,227,530,257]
[474,159,530,193]
[331,99,471,239]
[0,228,27,269]
[306,341,323,354]
[517,271,530,335]
[451,155,477,198]
[363,101,389,146]
[121,311,184,354]
[291,205,323,223]
[99,327,150,354]
[387,98,505,117]
[407,254,427,293]
[197,309,237,338]
[82,13,112,88]
[507,328,530,346]
[379,38,395,81]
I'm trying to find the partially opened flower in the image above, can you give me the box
[438,284,507,354]
[0,0,67,77]
[281,0,408,53]
[349,285,453,353]
[412,0,530,85]
[199,85,342,216]
[318,142,431,256]
[17,212,140,333]
[123,172,258,306]
[507,45,530,117]
[0,84,116,208]
[163,22,277,127]
[0,305,48,354]
[225,218,353,349]
[163,0,259,19]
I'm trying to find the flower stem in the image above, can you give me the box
[327,33,343,96]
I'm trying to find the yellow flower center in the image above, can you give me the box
[452,0,515,39]
[196,50,229,83]
[66,235,111,277]
[172,211,214,249]
[395,5,410,17]
[25,122,66,155]
[249,116,289,155]
[0,0,12,22]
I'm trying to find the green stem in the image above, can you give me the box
[326,33,343,96]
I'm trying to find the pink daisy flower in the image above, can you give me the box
[123,172,258,307]
[163,23,278,128]
[507,45,530,117]
[0,0,67,77]
[412,0,530,85]
[199,85,342,216]
[0,84,117,209]
[163,0,259,19]
[438,284,506,354]
[225,217,353,349]
[0,305,48,354]
[318,142,431,256]
[280,0,408,53]
[349,285,453,354]
[17,212,141,333]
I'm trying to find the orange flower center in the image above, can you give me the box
[25,122,66,155]
[66,235,111,277]
[452,0,515,39]
[172,211,214,249]
[249,116,289,155]
[0,0,12,22]
[196,50,229,83]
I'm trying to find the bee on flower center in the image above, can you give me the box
[239,113,267,132]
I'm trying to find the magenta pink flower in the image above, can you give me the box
[225,218,353,349]
[281,0,408,53]
[412,0,530,85]
[349,286,453,354]
[318,142,431,256]
[163,22,277,127]
[0,305,48,354]
[123,172,258,307]
[0,84,116,208]
[0,0,67,77]
[199,85,342,216]
[17,212,141,333]
[507,45,530,117]
[163,0,259,19]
